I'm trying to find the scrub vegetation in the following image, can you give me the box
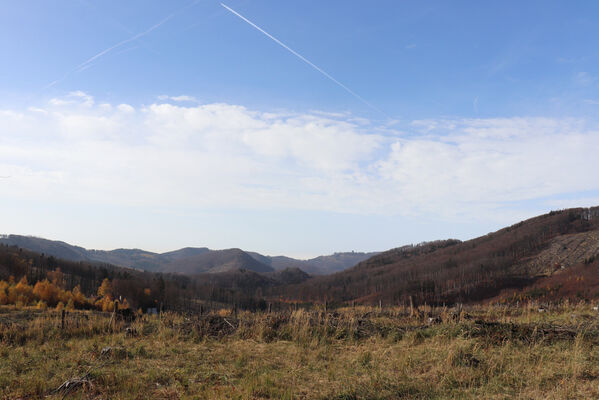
[2,302,599,399]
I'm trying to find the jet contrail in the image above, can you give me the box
[41,0,202,92]
[74,13,175,73]
[221,3,386,117]
[42,15,173,92]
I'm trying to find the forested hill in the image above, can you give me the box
[0,243,165,310]
[0,243,308,312]
[3,207,599,309]
[0,236,374,275]
[281,207,599,305]
[247,252,379,275]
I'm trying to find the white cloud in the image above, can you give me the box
[377,118,599,219]
[1,95,598,224]
[49,91,95,107]
[157,95,198,102]
[117,104,135,113]
[49,98,71,107]
[27,107,48,115]
[68,91,95,107]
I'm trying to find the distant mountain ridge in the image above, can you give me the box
[246,251,379,275]
[0,235,376,276]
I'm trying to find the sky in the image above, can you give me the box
[1,1,598,258]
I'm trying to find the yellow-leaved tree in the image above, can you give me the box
[10,276,34,306]
[96,278,115,312]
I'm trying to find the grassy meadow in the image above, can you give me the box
[2,303,599,399]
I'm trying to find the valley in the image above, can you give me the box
[2,207,599,399]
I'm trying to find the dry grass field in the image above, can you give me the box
[2,303,599,399]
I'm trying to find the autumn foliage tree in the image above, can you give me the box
[0,272,131,311]
[95,278,115,312]
[10,276,34,306]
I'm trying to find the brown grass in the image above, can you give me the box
[2,303,599,399]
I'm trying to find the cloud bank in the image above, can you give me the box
[1,92,598,225]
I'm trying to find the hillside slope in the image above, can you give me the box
[0,235,90,262]
[284,207,599,305]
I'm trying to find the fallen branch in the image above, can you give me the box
[222,318,236,329]
[55,377,92,399]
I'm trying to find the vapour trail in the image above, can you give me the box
[221,3,387,117]
[78,0,160,57]
[74,14,174,73]
[41,0,201,92]
[41,15,171,92]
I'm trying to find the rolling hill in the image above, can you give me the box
[246,251,378,275]
[0,235,372,275]
[283,207,599,305]
[0,235,272,274]
[4,206,599,306]
[159,248,274,274]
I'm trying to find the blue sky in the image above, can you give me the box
[1,1,598,257]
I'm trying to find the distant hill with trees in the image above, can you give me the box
[281,207,599,306]
[2,207,599,310]
[0,235,375,275]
